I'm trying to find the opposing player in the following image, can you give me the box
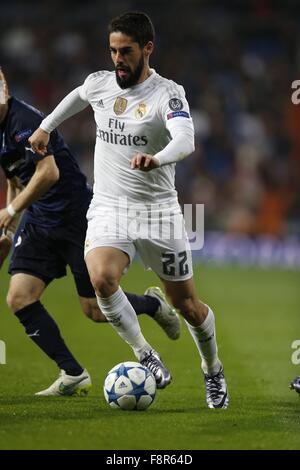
[0,67,180,396]
[30,12,229,408]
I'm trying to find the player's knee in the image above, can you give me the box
[6,289,38,313]
[89,270,119,297]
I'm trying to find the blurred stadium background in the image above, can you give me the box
[0,0,299,450]
[1,0,300,268]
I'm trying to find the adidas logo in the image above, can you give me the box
[97,99,104,108]
[119,381,128,389]
[28,329,40,337]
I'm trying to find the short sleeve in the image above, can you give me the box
[14,103,54,162]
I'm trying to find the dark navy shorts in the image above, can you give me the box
[9,212,95,298]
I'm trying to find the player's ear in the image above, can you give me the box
[144,41,154,57]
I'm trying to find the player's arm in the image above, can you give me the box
[131,120,195,171]
[29,87,89,156]
[131,90,195,171]
[0,177,22,268]
[0,156,59,230]
[7,176,23,203]
[6,177,23,231]
[153,118,195,166]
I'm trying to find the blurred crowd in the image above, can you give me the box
[1,0,300,237]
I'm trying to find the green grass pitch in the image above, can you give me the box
[0,262,299,450]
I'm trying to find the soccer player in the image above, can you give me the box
[0,67,180,396]
[30,12,229,408]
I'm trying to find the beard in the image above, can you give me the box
[115,55,144,89]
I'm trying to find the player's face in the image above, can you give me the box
[109,32,150,89]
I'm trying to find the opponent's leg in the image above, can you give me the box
[7,273,91,396]
[80,291,180,339]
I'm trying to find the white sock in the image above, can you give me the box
[185,306,222,375]
[97,287,151,359]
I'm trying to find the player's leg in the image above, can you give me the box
[79,296,107,322]
[79,294,160,322]
[85,246,151,355]
[127,289,180,340]
[7,224,91,396]
[162,278,220,370]
[137,216,228,408]
[163,277,229,409]
[6,273,91,396]
[79,292,180,339]
[69,225,180,337]
[85,246,171,388]
[72,251,166,324]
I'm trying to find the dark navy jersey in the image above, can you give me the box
[0,97,92,227]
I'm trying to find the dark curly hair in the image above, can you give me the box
[108,11,155,48]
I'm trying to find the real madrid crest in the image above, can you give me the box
[114,97,128,115]
[135,103,147,120]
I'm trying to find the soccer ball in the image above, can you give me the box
[103,361,156,411]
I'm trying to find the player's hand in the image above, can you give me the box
[0,235,12,269]
[130,153,160,172]
[28,128,50,156]
[0,208,14,230]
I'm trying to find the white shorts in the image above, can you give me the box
[84,200,193,281]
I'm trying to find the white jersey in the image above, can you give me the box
[78,69,194,206]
